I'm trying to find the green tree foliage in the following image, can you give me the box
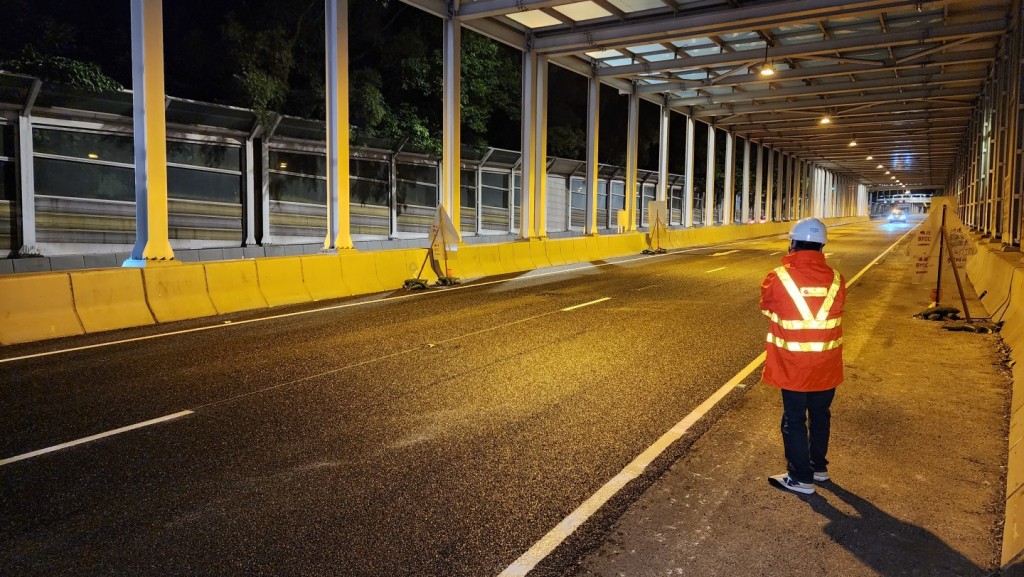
[2,46,123,93]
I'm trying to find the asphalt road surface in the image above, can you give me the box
[0,218,916,576]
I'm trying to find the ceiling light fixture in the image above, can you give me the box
[759,42,775,77]
[866,155,873,160]
[848,136,857,147]
[876,164,884,169]
[819,114,831,124]
[885,170,891,174]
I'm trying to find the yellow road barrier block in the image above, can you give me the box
[300,255,352,301]
[512,242,536,272]
[204,260,269,314]
[143,263,217,323]
[373,250,413,290]
[476,244,505,277]
[339,252,386,295]
[72,268,156,333]
[406,249,440,283]
[546,239,570,266]
[496,243,521,273]
[530,241,552,269]
[451,245,485,279]
[256,257,312,307]
[582,236,602,262]
[0,272,84,345]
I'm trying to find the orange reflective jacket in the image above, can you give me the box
[760,250,846,392]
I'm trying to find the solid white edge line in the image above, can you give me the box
[0,410,194,467]
[561,297,611,312]
[705,267,726,273]
[498,221,912,576]
[498,352,767,577]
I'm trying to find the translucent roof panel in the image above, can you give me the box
[586,49,624,59]
[553,1,612,22]
[505,10,562,28]
[607,0,666,12]
[629,44,667,54]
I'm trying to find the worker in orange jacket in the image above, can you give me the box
[761,217,846,495]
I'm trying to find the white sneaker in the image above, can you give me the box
[769,473,815,495]
[813,471,830,482]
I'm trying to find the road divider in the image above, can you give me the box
[143,264,218,322]
[205,260,269,314]
[256,257,313,307]
[71,268,156,333]
[0,272,84,345]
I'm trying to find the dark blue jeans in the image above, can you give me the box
[781,388,836,484]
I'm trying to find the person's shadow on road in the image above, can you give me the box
[806,482,997,576]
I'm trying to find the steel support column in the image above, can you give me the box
[127,0,174,265]
[765,148,775,221]
[324,0,352,250]
[520,51,537,239]
[684,114,695,227]
[532,54,548,237]
[705,124,715,226]
[442,15,462,233]
[625,85,639,231]
[741,137,751,223]
[16,115,36,254]
[585,74,600,235]
[754,143,764,221]
[657,100,670,202]
[723,131,734,225]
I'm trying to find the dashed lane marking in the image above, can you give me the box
[561,298,612,312]
[0,411,194,467]
[705,267,726,273]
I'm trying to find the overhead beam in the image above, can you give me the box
[668,70,984,107]
[533,0,922,53]
[690,87,979,118]
[597,19,1005,77]
[457,0,582,20]
[636,50,994,93]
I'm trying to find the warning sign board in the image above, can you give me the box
[908,196,976,284]
[430,205,461,258]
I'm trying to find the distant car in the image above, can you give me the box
[888,209,907,223]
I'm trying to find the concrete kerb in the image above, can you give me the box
[961,239,1024,571]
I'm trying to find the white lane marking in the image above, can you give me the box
[711,250,739,257]
[499,224,909,576]
[561,297,611,312]
[825,252,834,257]
[705,267,726,273]
[498,352,767,577]
[769,252,781,256]
[0,410,193,467]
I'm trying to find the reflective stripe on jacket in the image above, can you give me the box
[760,250,846,392]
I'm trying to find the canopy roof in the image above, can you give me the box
[405,0,1012,190]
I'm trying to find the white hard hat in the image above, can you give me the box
[789,218,827,245]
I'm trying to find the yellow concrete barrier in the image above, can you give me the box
[373,250,414,290]
[547,239,570,266]
[476,244,505,277]
[496,242,521,273]
[452,245,485,279]
[583,236,602,261]
[530,241,552,269]
[339,252,386,295]
[204,260,269,314]
[0,272,84,345]
[71,268,156,333]
[143,263,217,323]
[300,255,352,301]
[405,249,439,284]
[256,257,312,307]
[512,242,536,272]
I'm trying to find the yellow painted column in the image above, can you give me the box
[127,0,174,264]
[325,0,353,249]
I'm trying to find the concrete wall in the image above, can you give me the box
[964,239,1024,574]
